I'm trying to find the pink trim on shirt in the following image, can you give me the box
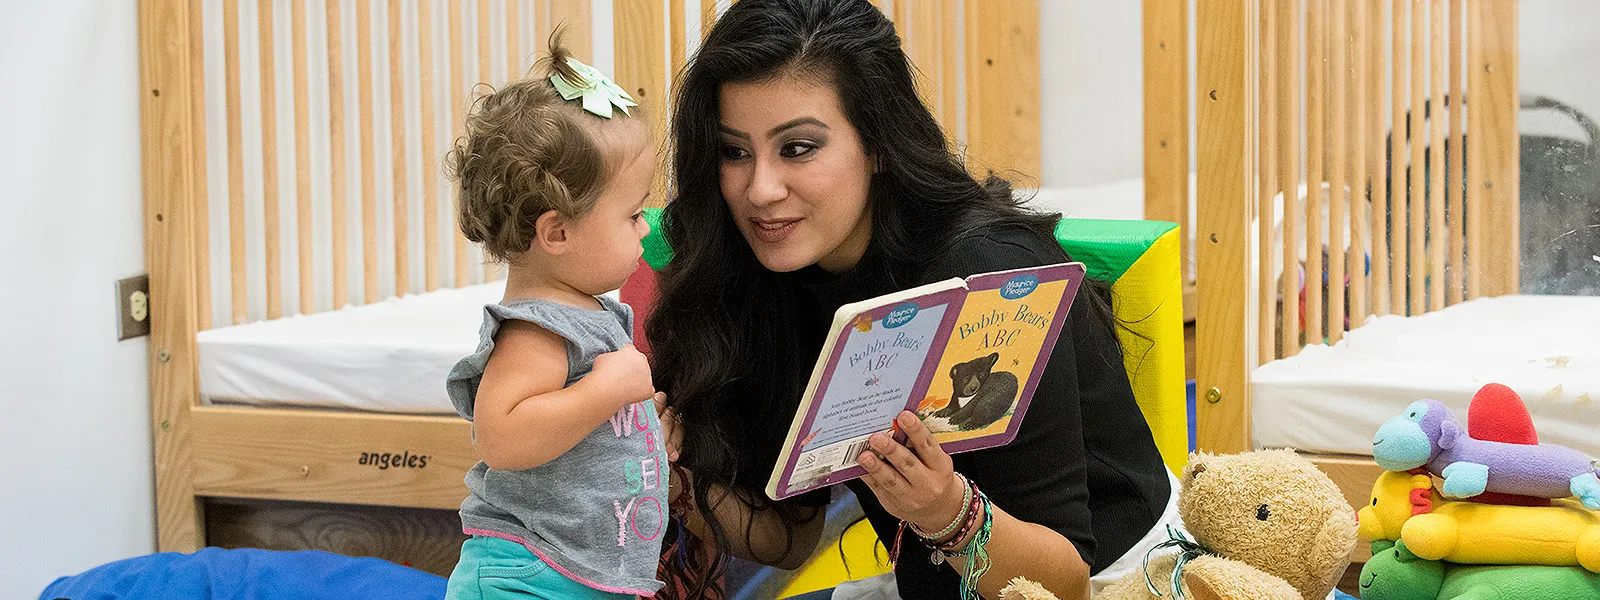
[462,528,657,597]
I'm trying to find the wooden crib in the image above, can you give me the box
[1174,0,1525,558]
[136,0,1047,568]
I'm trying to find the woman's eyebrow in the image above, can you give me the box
[718,117,829,141]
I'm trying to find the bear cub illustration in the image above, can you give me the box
[932,352,1019,431]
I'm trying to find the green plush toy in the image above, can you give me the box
[1361,540,1600,600]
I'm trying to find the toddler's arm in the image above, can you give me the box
[473,320,654,470]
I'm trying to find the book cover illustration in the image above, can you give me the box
[768,263,1084,500]
[916,268,1080,452]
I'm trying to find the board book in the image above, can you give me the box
[766,262,1086,500]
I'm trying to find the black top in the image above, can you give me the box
[799,224,1170,599]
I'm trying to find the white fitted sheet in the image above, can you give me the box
[198,281,622,414]
[1252,295,1600,458]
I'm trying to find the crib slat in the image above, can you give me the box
[614,0,667,206]
[1328,0,1348,343]
[1257,0,1277,363]
[261,0,284,320]
[328,0,350,309]
[1144,0,1189,284]
[702,0,717,39]
[940,0,959,130]
[506,0,520,79]
[541,0,591,63]
[390,0,410,297]
[478,0,494,283]
[964,0,1041,180]
[191,0,212,330]
[1446,0,1464,305]
[450,0,469,288]
[670,0,686,80]
[1279,0,1301,358]
[1427,0,1446,312]
[1465,0,1481,299]
[420,0,440,292]
[1350,0,1369,326]
[1369,0,1389,317]
[1408,0,1426,316]
[1305,0,1326,345]
[358,0,380,304]
[1390,0,1407,315]
[294,0,313,314]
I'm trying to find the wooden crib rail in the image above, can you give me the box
[1194,0,1520,453]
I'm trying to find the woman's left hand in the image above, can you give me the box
[858,411,967,533]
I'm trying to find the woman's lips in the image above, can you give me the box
[751,218,801,244]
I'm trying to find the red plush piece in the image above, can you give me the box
[1468,382,1539,446]
[620,257,659,356]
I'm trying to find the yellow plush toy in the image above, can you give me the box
[1360,469,1600,571]
[1099,449,1358,600]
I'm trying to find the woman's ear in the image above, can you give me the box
[534,209,571,254]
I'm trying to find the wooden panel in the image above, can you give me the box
[1370,0,1390,316]
[450,0,469,288]
[390,0,410,296]
[670,0,686,79]
[192,405,476,510]
[190,0,212,332]
[1427,0,1446,312]
[1473,0,1519,296]
[1409,0,1425,316]
[420,0,441,292]
[1144,0,1189,280]
[906,0,948,124]
[207,498,466,577]
[964,0,1041,181]
[1195,0,1255,454]
[1447,0,1464,305]
[1306,0,1325,344]
[140,0,207,551]
[701,0,718,39]
[614,0,668,205]
[294,0,313,315]
[1279,0,1301,358]
[1390,0,1407,315]
[261,0,283,320]
[506,0,521,78]
[358,0,380,304]
[1257,0,1277,363]
[328,0,350,309]
[939,0,958,129]
[226,0,247,325]
[1329,0,1348,343]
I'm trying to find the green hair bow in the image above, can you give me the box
[550,57,638,118]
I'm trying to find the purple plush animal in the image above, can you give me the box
[1372,399,1600,509]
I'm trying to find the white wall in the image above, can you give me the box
[0,1,154,597]
[1039,0,1145,189]
[1519,0,1600,140]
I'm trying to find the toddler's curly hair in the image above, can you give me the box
[446,30,645,263]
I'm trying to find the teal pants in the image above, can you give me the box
[445,536,635,600]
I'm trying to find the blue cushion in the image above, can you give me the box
[39,547,446,600]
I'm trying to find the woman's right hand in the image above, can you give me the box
[588,344,655,408]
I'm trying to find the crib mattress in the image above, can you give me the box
[1252,295,1600,459]
[198,282,621,414]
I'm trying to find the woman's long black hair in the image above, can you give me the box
[647,1,1101,596]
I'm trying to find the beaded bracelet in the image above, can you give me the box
[945,490,995,600]
[909,474,972,542]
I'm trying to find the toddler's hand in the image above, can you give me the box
[589,344,655,408]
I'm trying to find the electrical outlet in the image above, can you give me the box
[117,274,151,340]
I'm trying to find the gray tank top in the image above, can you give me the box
[446,295,667,596]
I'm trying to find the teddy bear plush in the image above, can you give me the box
[1098,449,1359,600]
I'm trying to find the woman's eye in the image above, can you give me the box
[721,145,749,161]
[780,142,817,158]
[631,211,645,221]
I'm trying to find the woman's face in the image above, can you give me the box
[717,75,874,274]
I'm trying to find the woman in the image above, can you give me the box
[648,1,1179,598]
